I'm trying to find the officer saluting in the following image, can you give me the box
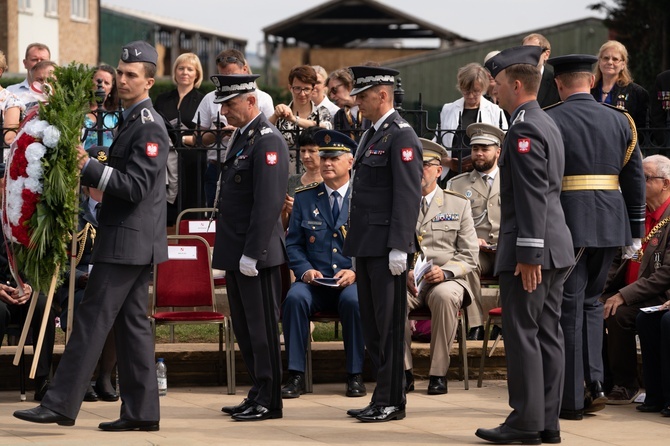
[545,54,645,418]
[343,66,423,422]
[15,41,169,431]
[211,74,289,421]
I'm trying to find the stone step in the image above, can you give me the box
[0,341,508,391]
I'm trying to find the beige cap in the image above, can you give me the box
[467,123,506,146]
[419,138,448,161]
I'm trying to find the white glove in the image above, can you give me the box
[389,249,407,275]
[622,238,642,260]
[239,255,258,277]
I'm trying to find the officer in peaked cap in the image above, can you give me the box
[281,128,366,400]
[344,63,423,422]
[15,39,169,431]
[211,70,290,421]
[348,66,399,96]
[210,74,260,104]
[314,128,357,158]
[475,45,574,444]
[544,54,645,418]
[448,122,505,342]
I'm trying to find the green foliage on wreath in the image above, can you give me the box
[14,63,93,293]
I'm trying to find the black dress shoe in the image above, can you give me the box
[475,424,541,444]
[584,380,607,411]
[356,404,405,422]
[231,404,282,421]
[93,383,119,402]
[281,372,306,399]
[84,388,99,402]
[98,418,159,431]
[558,408,583,421]
[636,403,664,412]
[541,429,561,444]
[405,370,414,392]
[222,398,254,415]
[347,401,374,417]
[467,325,485,341]
[427,376,447,395]
[14,406,75,426]
[346,374,367,397]
[661,406,670,417]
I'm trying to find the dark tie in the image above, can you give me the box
[363,127,376,148]
[95,202,102,221]
[331,191,340,222]
[483,174,491,190]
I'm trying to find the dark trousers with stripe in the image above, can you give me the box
[356,256,406,407]
[226,266,283,410]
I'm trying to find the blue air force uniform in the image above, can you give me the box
[485,47,575,435]
[545,54,645,414]
[283,181,364,377]
[38,42,168,423]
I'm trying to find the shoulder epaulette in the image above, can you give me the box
[542,101,564,111]
[443,189,468,201]
[393,116,411,129]
[140,108,155,124]
[295,182,320,193]
[448,171,470,183]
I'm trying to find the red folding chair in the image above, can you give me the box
[175,207,226,287]
[151,234,235,394]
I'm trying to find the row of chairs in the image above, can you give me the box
[158,208,503,396]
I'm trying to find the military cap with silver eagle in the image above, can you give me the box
[484,46,542,79]
[314,129,357,158]
[348,66,399,96]
[467,123,506,146]
[121,41,158,66]
[211,74,259,104]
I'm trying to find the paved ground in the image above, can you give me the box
[0,379,668,445]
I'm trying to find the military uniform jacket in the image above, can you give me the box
[81,98,169,266]
[212,113,289,270]
[447,170,500,245]
[417,189,479,305]
[286,182,352,280]
[495,100,574,273]
[344,110,423,257]
[602,204,670,307]
[546,94,645,247]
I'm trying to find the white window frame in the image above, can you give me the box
[71,0,89,21]
[46,0,58,17]
[18,0,33,14]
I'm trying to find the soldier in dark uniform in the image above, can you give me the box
[343,66,423,423]
[281,130,366,399]
[211,74,289,421]
[476,46,574,445]
[15,41,169,431]
[544,54,646,419]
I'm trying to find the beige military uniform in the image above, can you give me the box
[404,189,479,376]
[447,169,501,326]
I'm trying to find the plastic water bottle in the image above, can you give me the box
[156,358,167,396]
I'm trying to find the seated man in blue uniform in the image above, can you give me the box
[282,129,366,399]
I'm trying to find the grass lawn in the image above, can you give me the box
[54,322,341,344]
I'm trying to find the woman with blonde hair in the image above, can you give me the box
[591,40,649,129]
[154,52,205,226]
[0,50,25,147]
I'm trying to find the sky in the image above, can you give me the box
[101,0,613,54]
